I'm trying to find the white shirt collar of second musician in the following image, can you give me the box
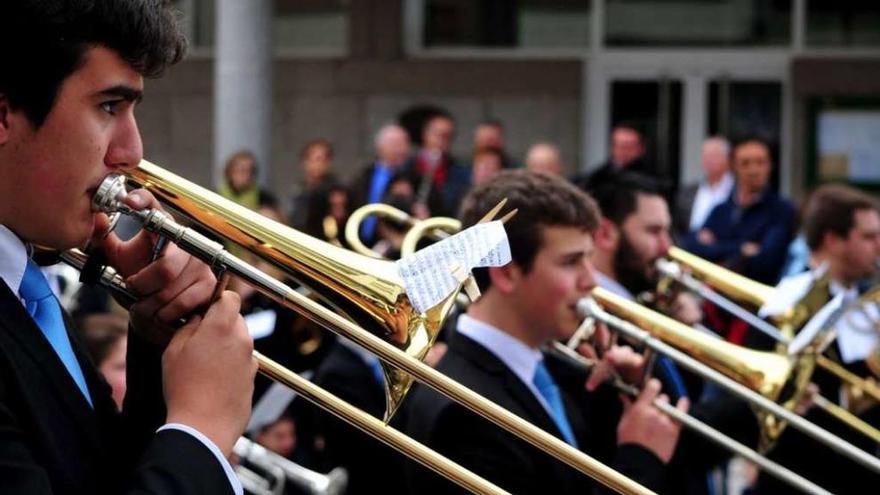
[595,271,635,301]
[456,313,553,414]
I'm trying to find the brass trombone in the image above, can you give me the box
[84,161,654,495]
[587,287,880,474]
[59,248,508,495]
[546,338,833,495]
[662,247,880,443]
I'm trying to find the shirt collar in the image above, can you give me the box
[829,279,859,302]
[457,313,544,387]
[595,271,635,301]
[702,172,734,193]
[0,225,28,296]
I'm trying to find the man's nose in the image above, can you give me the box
[105,114,143,171]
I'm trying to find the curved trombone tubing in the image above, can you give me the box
[344,203,416,258]
[547,342,833,495]
[91,166,656,495]
[344,203,460,260]
[587,288,880,474]
[400,216,460,257]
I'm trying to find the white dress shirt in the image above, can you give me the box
[689,172,734,232]
[0,225,242,495]
[595,271,635,301]
[457,314,555,416]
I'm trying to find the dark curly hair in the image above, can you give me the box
[0,0,187,127]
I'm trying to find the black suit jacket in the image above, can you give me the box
[0,281,233,494]
[403,333,664,494]
[312,343,408,495]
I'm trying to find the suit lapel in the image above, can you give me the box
[0,280,106,450]
[450,333,566,441]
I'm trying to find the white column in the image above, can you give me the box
[792,0,806,54]
[681,75,707,185]
[213,0,273,188]
[581,0,608,171]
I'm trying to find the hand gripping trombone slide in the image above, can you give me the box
[549,327,832,494]
[81,165,656,495]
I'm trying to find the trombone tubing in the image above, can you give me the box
[97,205,654,495]
[59,250,509,495]
[665,261,880,406]
[549,343,833,495]
[586,289,880,474]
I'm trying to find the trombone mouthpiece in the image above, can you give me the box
[655,258,682,278]
[92,174,128,213]
[576,297,602,319]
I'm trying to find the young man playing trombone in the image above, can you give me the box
[755,183,880,495]
[404,170,686,494]
[0,1,256,493]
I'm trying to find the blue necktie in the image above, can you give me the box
[369,358,385,386]
[532,361,577,448]
[20,259,93,407]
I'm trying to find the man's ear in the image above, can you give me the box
[593,217,619,251]
[487,263,521,294]
[823,231,844,255]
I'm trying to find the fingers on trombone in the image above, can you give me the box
[795,383,820,415]
[604,345,646,385]
[675,396,690,415]
[575,341,598,361]
[593,321,611,352]
[585,361,610,392]
[638,378,663,405]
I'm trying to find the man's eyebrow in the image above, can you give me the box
[96,85,144,103]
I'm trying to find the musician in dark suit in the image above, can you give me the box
[754,183,880,494]
[404,170,686,494]
[312,338,407,494]
[0,2,256,493]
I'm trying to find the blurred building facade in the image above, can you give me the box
[141,0,880,198]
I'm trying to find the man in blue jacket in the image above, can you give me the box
[685,136,795,285]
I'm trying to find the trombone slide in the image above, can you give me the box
[549,342,832,495]
[584,290,880,474]
[86,166,659,495]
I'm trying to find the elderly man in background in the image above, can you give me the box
[673,136,734,241]
[349,124,413,244]
[525,142,564,176]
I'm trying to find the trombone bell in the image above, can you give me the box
[592,287,816,450]
[125,160,457,421]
